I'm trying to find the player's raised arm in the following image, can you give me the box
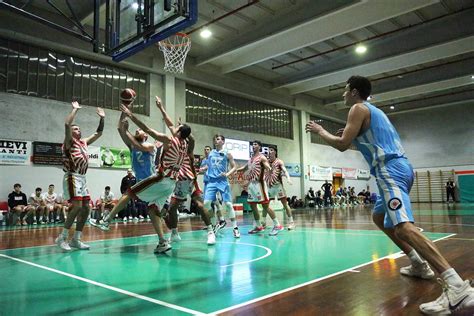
[84,107,105,145]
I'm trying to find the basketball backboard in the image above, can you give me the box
[105,0,197,62]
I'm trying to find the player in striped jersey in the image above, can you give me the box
[262,146,295,230]
[305,75,474,315]
[154,99,216,245]
[237,141,283,236]
[55,100,105,251]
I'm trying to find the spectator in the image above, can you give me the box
[357,189,366,204]
[7,183,29,226]
[98,186,117,219]
[335,187,346,206]
[42,184,60,223]
[321,180,333,207]
[315,190,323,208]
[240,188,249,197]
[28,187,45,224]
[365,187,371,204]
[445,178,456,203]
[120,169,139,221]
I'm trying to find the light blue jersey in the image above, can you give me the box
[200,157,210,184]
[353,102,414,228]
[204,149,232,203]
[353,102,406,175]
[131,144,156,182]
[207,149,229,181]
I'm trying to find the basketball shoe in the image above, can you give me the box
[400,262,435,280]
[420,279,474,314]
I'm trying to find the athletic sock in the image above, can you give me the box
[407,249,425,266]
[272,218,280,226]
[253,220,260,228]
[61,228,69,238]
[231,218,237,228]
[441,268,464,288]
[73,231,82,240]
[207,225,213,232]
[288,216,294,223]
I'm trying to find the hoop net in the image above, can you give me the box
[158,32,191,74]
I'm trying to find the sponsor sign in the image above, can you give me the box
[285,163,302,177]
[0,139,32,165]
[224,138,250,161]
[100,146,131,169]
[357,169,371,179]
[309,165,333,181]
[88,146,101,168]
[32,141,62,165]
[342,167,357,179]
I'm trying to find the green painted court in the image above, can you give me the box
[0,227,451,315]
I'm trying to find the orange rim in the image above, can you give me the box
[158,32,191,48]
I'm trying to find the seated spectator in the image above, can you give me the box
[364,187,371,204]
[240,188,249,197]
[28,187,45,225]
[7,183,29,226]
[315,190,323,208]
[42,184,61,223]
[120,169,138,222]
[97,186,117,219]
[289,196,304,208]
[357,189,366,204]
[55,193,69,223]
[335,187,346,206]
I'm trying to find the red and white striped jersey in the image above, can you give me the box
[178,154,196,181]
[159,136,188,180]
[266,158,284,186]
[246,153,264,182]
[63,138,89,175]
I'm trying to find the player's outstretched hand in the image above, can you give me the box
[120,104,132,117]
[97,107,105,118]
[71,101,82,109]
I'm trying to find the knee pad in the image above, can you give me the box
[225,202,235,219]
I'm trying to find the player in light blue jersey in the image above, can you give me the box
[203,135,240,238]
[306,75,473,315]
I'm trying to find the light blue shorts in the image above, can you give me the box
[373,158,415,228]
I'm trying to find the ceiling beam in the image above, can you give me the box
[327,76,474,110]
[277,35,474,95]
[196,0,438,73]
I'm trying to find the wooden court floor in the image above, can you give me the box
[1,203,473,315]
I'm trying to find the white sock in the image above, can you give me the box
[207,225,213,232]
[441,268,464,288]
[231,218,237,228]
[253,220,260,228]
[219,216,224,222]
[272,218,280,226]
[73,231,82,240]
[288,216,294,223]
[407,249,425,266]
[61,228,69,238]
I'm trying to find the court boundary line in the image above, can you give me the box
[207,233,457,315]
[0,253,207,316]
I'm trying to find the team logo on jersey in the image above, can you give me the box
[388,197,402,211]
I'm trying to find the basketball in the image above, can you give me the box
[120,88,136,105]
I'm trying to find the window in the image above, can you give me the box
[0,37,148,115]
[309,115,357,150]
[186,85,293,139]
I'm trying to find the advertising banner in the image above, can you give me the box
[100,146,131,169]
[342,167,357,179]
[357,169,371,179]
[285,163,302,177]
[32,141,62,165]
[0,139,32,165]
[309,165,332,181]
[88,146,101,168]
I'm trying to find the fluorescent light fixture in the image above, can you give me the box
[132,2,139,10]
[355,44,367,54]
[471,75,474,79]
[200,28,212,38]
[390,105,395,110]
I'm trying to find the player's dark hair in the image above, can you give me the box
[347,76,372,100]
[14,183,21,188]
[178,124,192,139]
[268,145,278,157]
[35,187,42,191]
[214,134,225,142]
[252,140,262,147]
[105,186,110,190]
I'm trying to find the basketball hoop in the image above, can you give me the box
[158,32,191,74]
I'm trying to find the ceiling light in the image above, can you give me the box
[355,44,367,54]
[131,2,139,10]
[471,75,474,79]
[390,106,395,110]
[200,28,212,38]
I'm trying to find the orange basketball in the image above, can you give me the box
[120,88,137,105]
